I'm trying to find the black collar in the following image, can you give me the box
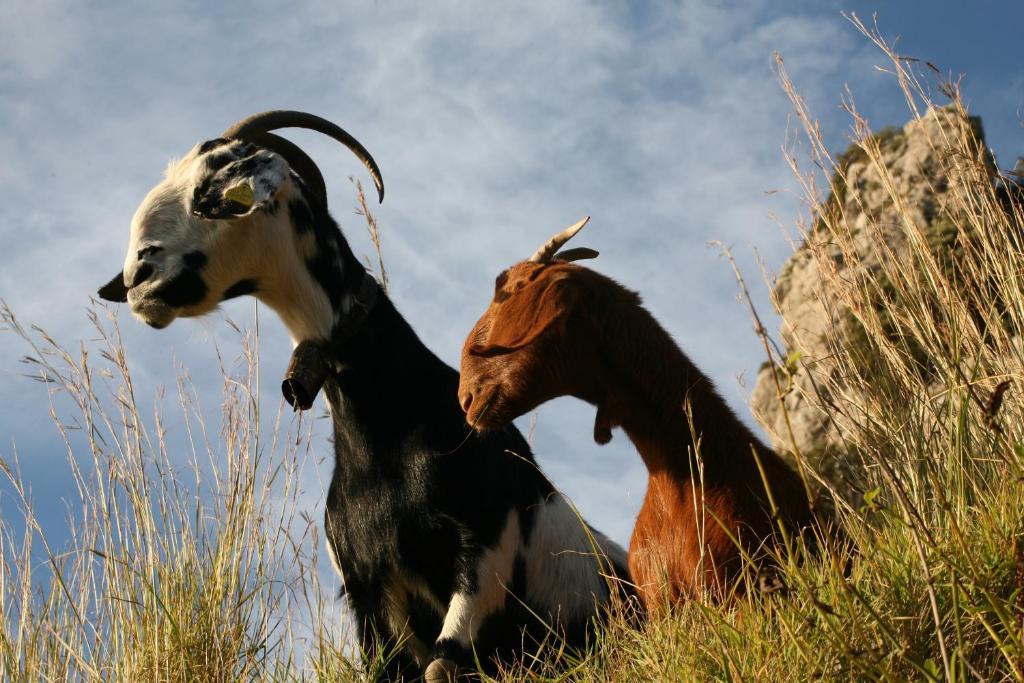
[282,272,380,410]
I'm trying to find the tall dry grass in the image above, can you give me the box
[1,17,1022,682]
[0,301,378,681]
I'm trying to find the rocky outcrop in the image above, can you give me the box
[750,107,1007,459]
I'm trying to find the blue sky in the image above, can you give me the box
[1,1,1021,587]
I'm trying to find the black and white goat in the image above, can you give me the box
[98,111,628,681]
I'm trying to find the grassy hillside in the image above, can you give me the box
[2,22,1022,682]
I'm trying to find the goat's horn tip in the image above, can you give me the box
[553,246,600,263]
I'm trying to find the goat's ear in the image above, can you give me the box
[191,149,289,220]
[98,271,129,302]
[479,277,576,353]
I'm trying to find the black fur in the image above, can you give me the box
[288,192,359,311]
[130,263,154,288]
[288,192,313,234]
[182,251,207,270]
[222,278,258,301]
[154,252,208,308]
[198,137,229,155]
[192,182,245,219]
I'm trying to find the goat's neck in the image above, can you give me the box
[254,197,366,344]
[258,267,337,344]
[591,299,763,479]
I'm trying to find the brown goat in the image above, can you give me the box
[458,219,814,607]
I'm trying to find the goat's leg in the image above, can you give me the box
[426,510,521,680]
[348,594,421,682]
[427,527,522,680]
[426,583,509,680]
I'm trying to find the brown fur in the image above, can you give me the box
[459,261,814,607]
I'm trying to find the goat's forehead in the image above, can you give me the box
[504,261,562,287]
[135,181,174,214]
[129,181,188,237]
[502,262,540,282]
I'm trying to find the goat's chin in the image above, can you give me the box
[128,296,178,330]
[466,409,502,433]
[465,391,515,433]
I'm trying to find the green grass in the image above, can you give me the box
[2,18,1023,682]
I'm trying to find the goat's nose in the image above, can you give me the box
[129,262,155,288]
[459,387,474,415]
[126,246,164,289]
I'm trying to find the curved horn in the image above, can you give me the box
[553,247,599,262]
[529,216,591,263]
[222,110,385,203]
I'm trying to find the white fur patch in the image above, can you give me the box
[523,492,626,622]
[438,510,521,645]
[326,537,345,578]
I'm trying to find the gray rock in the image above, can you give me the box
[751,107,994,459]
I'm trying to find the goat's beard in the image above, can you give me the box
[127,291,178,329]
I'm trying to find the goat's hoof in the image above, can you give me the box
[424,658,458,683]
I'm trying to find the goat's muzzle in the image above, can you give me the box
[459,382,500,431]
